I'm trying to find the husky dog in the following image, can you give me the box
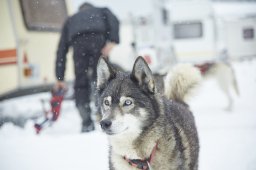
[97,56,201,170]
[194,62,239,111]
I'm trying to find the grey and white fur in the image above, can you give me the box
[97,56,201,170]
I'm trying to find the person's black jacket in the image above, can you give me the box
[55,7,119,81]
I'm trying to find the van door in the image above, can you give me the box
[0,0,18,94]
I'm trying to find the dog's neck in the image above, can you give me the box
[123,141,158,170]
[109,124,160,160]
[109,129,142,159]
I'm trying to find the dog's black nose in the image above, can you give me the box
[100,120,112,130]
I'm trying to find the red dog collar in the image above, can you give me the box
[123,141,158,170]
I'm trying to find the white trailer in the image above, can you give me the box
[168,0,256,62]
[127,0,174,73]
[224,18,256,59]
[167,0,217,62]
[120,0,220,72]
[214,2,256,59]
[128,0,256,68]
[0,0,74,98]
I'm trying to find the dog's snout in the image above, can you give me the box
[100,120,112,130]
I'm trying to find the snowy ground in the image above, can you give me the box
[0,59,256,170]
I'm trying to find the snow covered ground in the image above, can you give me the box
[0,59,256,170]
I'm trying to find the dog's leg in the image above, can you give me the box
[231,67,240,96]
[216,71,233,111]
[225,90,233,111]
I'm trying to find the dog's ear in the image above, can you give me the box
[97,57,116,90]
[131,56,155,93]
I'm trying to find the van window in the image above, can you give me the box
[20,0,68,32]
[173,22,203,39]
[243,28,254,40]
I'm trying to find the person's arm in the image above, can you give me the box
[55,19,70,82]
[101,8,120,57]
[103,8,119,44]
[101,42,116,57]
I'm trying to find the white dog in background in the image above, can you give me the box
[194,62,239,111]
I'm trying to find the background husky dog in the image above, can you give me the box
[97,56,201,170]
[194,62,239,111]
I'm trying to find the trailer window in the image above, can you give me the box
[173,22,203,39]
[243,28,254,40]
[20,0,68,32]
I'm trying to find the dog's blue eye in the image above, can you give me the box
[124,99,132,106]
[104,100,110,106]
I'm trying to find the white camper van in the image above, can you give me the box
[0,0,74,98]
[168,0,217,62]
[214,2,256,59]
[168,0,256,62]
[223,18,256,59]
[130,0,174,73]
[133,0,256,68]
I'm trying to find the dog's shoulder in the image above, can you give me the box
[162,97,194,125]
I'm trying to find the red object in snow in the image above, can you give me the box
[50,90,64,121]
[34,88,65,134]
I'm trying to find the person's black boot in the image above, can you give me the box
[81,121,95,132]
[77,104,95,133]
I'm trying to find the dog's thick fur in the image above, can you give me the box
[97,57,201,170]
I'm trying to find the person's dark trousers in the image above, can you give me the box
[74,68,98,132]
[72,34,105,132]
[75,88,94,132]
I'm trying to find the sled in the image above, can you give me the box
[34,88,66,134]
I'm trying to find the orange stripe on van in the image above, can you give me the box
[0,49,17,65]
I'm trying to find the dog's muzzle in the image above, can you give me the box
[100,119,112,130]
